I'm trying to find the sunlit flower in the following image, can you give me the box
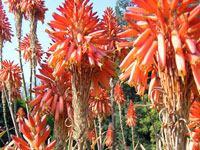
[0,0,13,42]
[11,110,56,150]
[114,81,126,105]
[89,87,111,119]
[18,34,43,64]
[126,100,137,127]
[105,124,112,147]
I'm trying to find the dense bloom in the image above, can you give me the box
[114,81,126,105]
[105,124,113,147]
[29,63,72,121]
[0,60,22,100]
[10,110,56,150]
[4,0,21,14]
[119,0,200,95]
[20,0,47,23]
[0,0,13,42]
[101,7,129,63]
[18,34,43,64]
[46,0,116,94]
[89,87,111,118]
[126,100,137,127]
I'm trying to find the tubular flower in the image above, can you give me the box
[89,87,111,119]
[87,127,96,143]
[114,81,126,105]
[20,0,47,23]
[105,124,113,147]
[11,110,56,150]
[16,107,25,122]
[0,60,22,100]
[119,0,200,94]
[29,63,72,121]
[46,0,116,94]
[18,34,43,64]
[0,0,13,42]
[126,100,137,127]
[101,7,129,63]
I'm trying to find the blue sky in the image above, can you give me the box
[2,0,117,80]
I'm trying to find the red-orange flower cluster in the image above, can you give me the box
[46,0,116,95]
[21,0,47,23]
[89,87,111,118]
[29,64,72,121]
[126,100,137,127]
[10,111,56,150]
[0,0,13,42]
[105,124,112,147]
[4,0,21,14]
[119,0,200,96]
[0,60,21,100]
[101,7,129,63]
[114,81,126,105]
[18,34,43,64]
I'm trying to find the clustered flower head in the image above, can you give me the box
[126,100,137,127]
[119,0,200,96]
[105,124,113,147]
[4,0,21,13]
[29,63,72,121]
[0,0,13,42]
[18,34,43,64]
[9,110,56,150]
[21,0,47,23]
[89,87,111,119]
[0,60,22,100]
[46,0,116,95]
[101,7,129,63]
[114,81,126,105]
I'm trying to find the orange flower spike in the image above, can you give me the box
[191,65,200,94]
[105,125,113,147]
[114,81,126,105]
[126,100,137,127]
[171,29,182,54]
[157,33,166,69]
[11,135,28,147]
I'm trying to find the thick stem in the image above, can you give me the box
[15,11,29,112]
[71,65,92,150]
[118,104,126,146]
[110,78,116,150]
[2,91,11,141]
[55,112,68,150]
[30,14,37,99]
[98,116,103,150]
[131,127,134,150]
